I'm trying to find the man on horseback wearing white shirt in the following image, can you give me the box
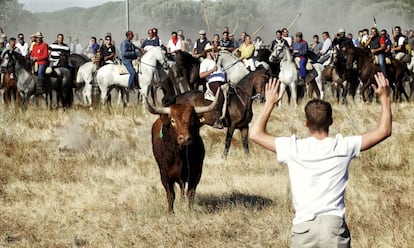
[199,44,226,129]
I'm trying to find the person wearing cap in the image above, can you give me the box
[30,32,49,94]
[120,30,139,91]
[199,43,226,129]
[49,33,70,67]
[292,32,308,84]
[192,30,210,59]
[333,28,354,53]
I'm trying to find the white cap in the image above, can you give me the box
[338,28,345,33]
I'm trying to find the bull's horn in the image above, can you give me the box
[146,98,170,115]
[194,88,220,114]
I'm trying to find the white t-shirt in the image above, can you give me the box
[167,39,182,52]
[275,134,362,225]
[199,58,226,83]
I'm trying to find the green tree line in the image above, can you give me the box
[1,0,412,45]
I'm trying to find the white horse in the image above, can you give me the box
[75,61,96,106]
[138,46,173,109]
[269,44,298,107]
[269,44,326,106]
[216,50,250,86]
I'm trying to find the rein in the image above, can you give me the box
[217,52,240,72]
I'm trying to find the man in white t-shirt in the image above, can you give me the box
[167,31,182,53]
[199,43,226,129]
[249,72,392,248]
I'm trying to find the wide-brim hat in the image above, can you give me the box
[202,43,218,55]
[34,31,43,38]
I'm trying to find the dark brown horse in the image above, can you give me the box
[164,68,268,157]
[174,50,204,90]
[346,46,410,102]
[1,58,19,104]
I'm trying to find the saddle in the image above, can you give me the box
[118,59,140,75]
[204,83,229,120]
[294,57,314,70]
[373,55,392,65]
[118,64,129,75]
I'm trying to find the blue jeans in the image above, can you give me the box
[318,53,330,64]
[377,53,387,77]
[123,61,136,89]
[299,57,307,79]
[38,64,47,79]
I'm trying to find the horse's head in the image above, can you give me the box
[94,48,104,68]
[57,52,70,67]
[155,46,169,69]
[269,44,284,63]
[345,46,357,70]
[0,50,15,69]
[251,70,269,103]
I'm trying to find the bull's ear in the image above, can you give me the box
[159,115,170,126]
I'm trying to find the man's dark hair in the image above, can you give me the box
[305,99,333,132]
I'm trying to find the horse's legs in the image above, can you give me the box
[290,81,298,107]
[240,127,249,155]
[100,87,108,105]
[223,126,236,158]
[278,82,287,108]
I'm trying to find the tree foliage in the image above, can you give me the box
[0,0,412,45]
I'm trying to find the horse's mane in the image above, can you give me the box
[70,53,90,62]
[11,51,31,70]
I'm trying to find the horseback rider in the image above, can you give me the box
[292,32,308,85]
[141,29,160,53]
[392,26,407,61]
[1,37,22,82]
[235,34,256,71]
[317,31,333,64]
[49,33,70,67]
[192,30,210,59]
[366,27,387,77]
[333,28,354,56]
[30,32,49,94]
[219,31,234,52]
[120,30,139,91]
[102,35,116,63]
[199,43,226,129]
[16,33,29,59]
[270,30,289,51]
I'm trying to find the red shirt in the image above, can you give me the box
[379,36,385,46]
[31,41,49,65]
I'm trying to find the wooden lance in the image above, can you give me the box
[287,12,302,30]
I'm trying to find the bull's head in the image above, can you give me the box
[148,90,219,145]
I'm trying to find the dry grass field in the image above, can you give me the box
[0,94,413,247]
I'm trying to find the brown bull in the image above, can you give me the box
[149,92,218,213]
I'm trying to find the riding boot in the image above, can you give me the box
[213,110,224,129]
[36,78,44,94]
[134,74,140,89]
